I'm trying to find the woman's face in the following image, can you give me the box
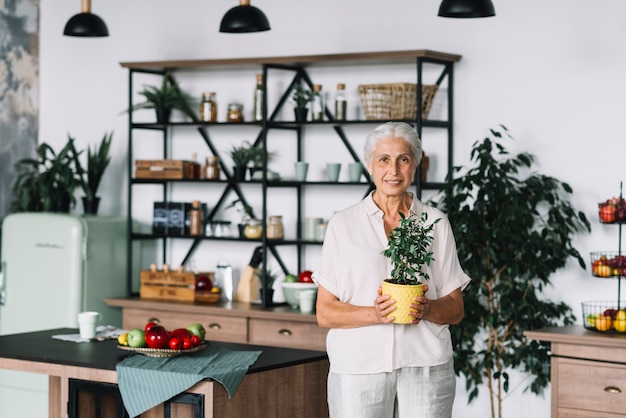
[367,136,416,198]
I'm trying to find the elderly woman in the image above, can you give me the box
[313,121,470,418]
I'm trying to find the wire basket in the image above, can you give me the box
[358,83,438,120]
[581,301,626,333]
[589,252,626,277]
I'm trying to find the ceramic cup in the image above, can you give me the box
[304,217,323,241]
[348,162,363,182]
[326,163,341,182]
[315,222,328,242]
[294,161,309,181]
[297,289,317,314]
[78,311,101,339]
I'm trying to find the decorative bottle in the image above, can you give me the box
[334,83,347,121]
[253,73,264,122]
[189,200,203,236]
[203,155,220,180]
[311,84,324,121]
[199,92,217,122]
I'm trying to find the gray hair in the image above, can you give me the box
[363,122,422,167]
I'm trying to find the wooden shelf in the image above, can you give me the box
[120,49,462,71]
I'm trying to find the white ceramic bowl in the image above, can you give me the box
[281,282,317,309]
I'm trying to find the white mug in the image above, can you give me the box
[78,311,101,339]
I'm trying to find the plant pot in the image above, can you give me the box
[233,165,247,181]
[380,281,426,324]
[294,107,308,122]
[155,108,171,124]
[51,194,72,213]
[82,197,101,215]
[260,288,275,306]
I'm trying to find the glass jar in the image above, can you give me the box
[334,83,347,121]
[203,155,220,180]
[311,84,324,121]
[227,102,244,122]
[267,215,284,240]
[199,92,217,122]
[244,219,263,239]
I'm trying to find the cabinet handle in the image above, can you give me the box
[604,386,622,394]
[278,329,292,336]
[208,323,222,330]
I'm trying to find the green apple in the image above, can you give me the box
[284,274,298,282]
[127,328,146,348]
[186,323,206,341]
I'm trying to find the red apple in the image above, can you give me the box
[195,274,212,291]
[299,270,314,283]
[145,325,169,349]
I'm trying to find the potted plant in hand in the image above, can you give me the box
[229,142,252,181]
[75,132,113,215]
[381,211,441,324]
[291,83,313,122]
[129,71,194,123]
[11,137,83,213]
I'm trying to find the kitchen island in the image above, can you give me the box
[0,328,329,418]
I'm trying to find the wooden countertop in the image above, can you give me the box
[105,297,319,323]
[0,328,327,374]
[525,325,626,349]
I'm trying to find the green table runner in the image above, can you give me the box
[116,346,262,417]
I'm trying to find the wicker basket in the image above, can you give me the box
[358,83,438,120]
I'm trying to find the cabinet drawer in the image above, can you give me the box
[556,358,626,415]
[122,308,248,343]
[249,318,327,351]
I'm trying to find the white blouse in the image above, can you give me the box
[313,192,471,374]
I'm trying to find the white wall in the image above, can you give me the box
[40,1,626,417]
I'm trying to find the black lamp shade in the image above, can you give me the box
[438,0,496,18]
[63,12,109,37]
[220,4,271,33]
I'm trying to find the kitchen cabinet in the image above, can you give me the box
[525,325,626,417]
[106,298,328,351]
[120,49,462,304]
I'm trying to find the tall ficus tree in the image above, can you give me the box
[431,125,591,418]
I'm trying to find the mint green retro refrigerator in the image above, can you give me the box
[0,213,129,417]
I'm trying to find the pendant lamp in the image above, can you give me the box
[438,0,496,18]
[220,0,271,33]
[63,0,109,37]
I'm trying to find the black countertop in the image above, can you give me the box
[0,328,327,374]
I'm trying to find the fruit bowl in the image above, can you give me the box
[581,301,626,333]
[589,252,626,277]
[281,282,317,309]
[195,290,221,303]
[118,341,209,357]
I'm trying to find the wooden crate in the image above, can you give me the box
[135,159,198,179]
[139,270,209,302]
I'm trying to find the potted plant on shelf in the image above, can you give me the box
[248,144,275,179]
[291,83,314,122]
[75,132,113,215]
[258,268,279,306]
[229,142,252,181]
[432,124,590,418]
[380,211,441,324]
[226,198,254,238]
[129,71,195,123]
[11,137,83,213]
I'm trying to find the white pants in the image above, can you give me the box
[327,360,456,418]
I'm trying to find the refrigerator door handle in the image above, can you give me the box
[0,262,5,306]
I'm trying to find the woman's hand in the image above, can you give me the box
[409,284,430,325]
[375,286,396,324]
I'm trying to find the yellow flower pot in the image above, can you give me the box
[381,281,425,324]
